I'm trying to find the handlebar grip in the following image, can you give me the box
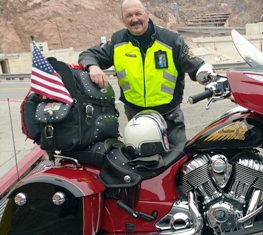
[188,89,213,104]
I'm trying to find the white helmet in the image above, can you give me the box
[123,110,169,158]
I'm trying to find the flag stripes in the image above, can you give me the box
[30,41,73,104]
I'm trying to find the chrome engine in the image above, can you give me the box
[178,152,263,234]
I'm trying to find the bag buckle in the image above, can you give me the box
[86,104,94,118]
[44,125,54,139]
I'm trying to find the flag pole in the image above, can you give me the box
[7,98,20,181]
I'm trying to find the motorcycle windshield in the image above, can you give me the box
[231,29,263,67]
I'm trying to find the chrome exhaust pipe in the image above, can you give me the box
[238,190,263,226]
[159,191,203,235]
[246,190,262,216]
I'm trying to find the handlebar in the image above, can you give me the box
[188,75,231,109]
[188,89,214,104]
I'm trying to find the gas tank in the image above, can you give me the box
[186,106,263,152]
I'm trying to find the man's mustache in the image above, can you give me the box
[131,21,142,26]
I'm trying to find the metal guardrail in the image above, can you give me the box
[0,62,247,81]
[212,62,247,70]
[0,69,117,80]
[0,73,32,80]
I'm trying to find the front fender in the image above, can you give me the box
[0,167,105,235]
[9,167,106,197]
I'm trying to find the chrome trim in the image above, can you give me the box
[227,180,239,199]
[54,154,82,168]
[205,200,244,234]
[209,154,232,188]
[238,205,263,224]
[181,155,209,174]
[198,184,211,204]
[246,190,263,216]
[170,213,191,231]
[224,106,249,116]
[207,202,232,226]
[14,193,27,206]
[180,154,221,202]
[239,158,263,172]
[52,192,66,205]
[207,180,221,199]
[158,192,203,235]
[155,200,189,231]
[242,190,263,227]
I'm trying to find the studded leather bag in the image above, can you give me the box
[34,59,119,151]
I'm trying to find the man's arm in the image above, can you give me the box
[173,36,205,81]
[78,42,114,88]
[78,42,114,71]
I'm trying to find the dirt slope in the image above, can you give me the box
[0,0,261,54]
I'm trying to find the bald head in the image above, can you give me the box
[121,0,149,36]
[122,0,147,14]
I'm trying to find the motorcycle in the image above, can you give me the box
[0,29,263,235]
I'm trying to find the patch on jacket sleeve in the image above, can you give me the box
[183,43,195,58]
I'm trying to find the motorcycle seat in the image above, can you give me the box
[99,140,186,188]
[60,138,125,168]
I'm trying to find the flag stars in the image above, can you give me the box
[30,41,73,104]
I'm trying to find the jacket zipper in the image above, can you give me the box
[140,47,147,107]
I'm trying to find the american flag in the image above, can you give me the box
[30,41,73,104]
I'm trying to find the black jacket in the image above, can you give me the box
[78,19,204,115]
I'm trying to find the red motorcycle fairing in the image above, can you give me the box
[100,156,189,233]
[186,109,263,152]
[227,69,263,115]
[1,165,106,235]
[11,166,106,196]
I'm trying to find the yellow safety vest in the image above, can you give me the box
[114,40,178,107]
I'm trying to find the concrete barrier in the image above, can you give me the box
[0,62,248,81]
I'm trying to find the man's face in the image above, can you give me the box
[122,1,149,36]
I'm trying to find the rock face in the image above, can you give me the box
[0,0,262,54]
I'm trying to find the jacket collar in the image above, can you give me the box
[126,18,156,47]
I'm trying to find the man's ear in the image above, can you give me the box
[122,18,127,27]
[146,12,150,22]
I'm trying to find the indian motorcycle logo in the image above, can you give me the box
[204,122,248,141]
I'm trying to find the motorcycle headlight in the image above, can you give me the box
[14,192,27,206]
[52,192,66,205]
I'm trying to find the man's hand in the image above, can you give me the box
[88,65,108,89]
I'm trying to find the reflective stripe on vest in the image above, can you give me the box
[114,40,178,107]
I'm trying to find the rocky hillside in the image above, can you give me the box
[0,0,262,54]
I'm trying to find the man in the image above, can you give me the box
[78,0,211,148]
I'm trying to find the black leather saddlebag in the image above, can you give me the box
[21,92,42,143]
[34,59,119,151]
